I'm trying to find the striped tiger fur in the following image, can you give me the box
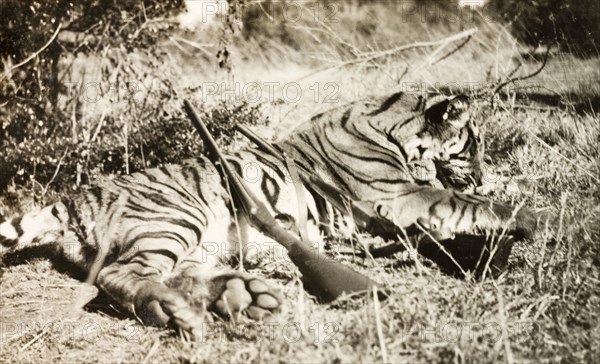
[0,150,322,334]
[277,92,539,239]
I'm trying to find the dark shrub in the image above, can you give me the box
[488,0,599,57]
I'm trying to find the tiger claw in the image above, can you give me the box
[137,287,207,332]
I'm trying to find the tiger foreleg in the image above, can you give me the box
[374,186,540,240]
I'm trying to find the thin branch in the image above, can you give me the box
[169,37,193,55]
[432,34,473,65]
[0,23,62,84]
[169,35,214,57]
[256,0,275,22]
[42,148,69,196]
[293,28,478,83]
[491,44,554,103]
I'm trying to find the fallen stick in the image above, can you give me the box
[294,28,477,83]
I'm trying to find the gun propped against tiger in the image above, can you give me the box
[184,100,383,302]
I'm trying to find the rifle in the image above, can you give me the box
[183,100,380,302]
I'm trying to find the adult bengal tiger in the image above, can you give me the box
[0,93,537,336]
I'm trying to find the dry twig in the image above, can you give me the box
[490,44,554,106]
[0,23,62,84]
[294,28,478,83]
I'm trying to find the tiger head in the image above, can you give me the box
[399,95,484,191]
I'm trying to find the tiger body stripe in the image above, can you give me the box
[278,93,439,200]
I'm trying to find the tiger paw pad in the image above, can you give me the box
[211,275,281,321]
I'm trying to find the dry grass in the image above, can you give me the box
[2,104,598,363]
[1,2,599,363]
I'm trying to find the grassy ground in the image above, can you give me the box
[2,103,598,363]
[1,2,599,363]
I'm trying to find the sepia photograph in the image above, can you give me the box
[0,0,598,362]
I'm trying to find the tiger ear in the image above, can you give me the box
[424,95,470,129]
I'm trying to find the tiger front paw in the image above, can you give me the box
[209,273,281,321]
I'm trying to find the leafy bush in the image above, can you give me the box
[0,0,185,120]
[0,100,267,192]
[1,0,268,193]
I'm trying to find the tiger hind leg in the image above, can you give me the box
[96,252,208,332]
[98,254,282,334]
